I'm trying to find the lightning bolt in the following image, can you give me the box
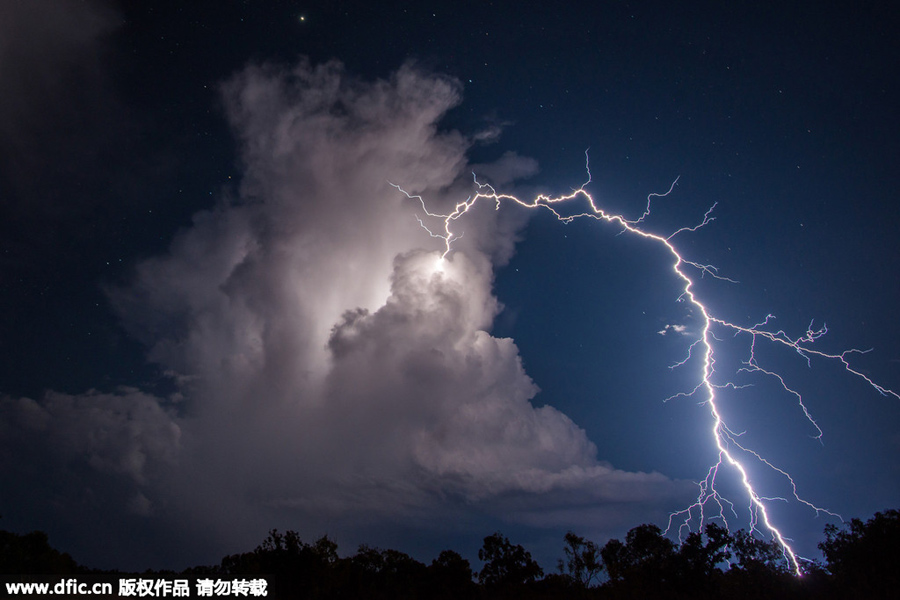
[391,152,898,576]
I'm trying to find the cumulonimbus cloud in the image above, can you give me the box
[1,58,687,568]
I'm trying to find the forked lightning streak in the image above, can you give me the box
[391,155,898,576]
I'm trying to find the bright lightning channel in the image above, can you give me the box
[391,153,899,576]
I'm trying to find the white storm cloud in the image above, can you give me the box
[1,59,686,566]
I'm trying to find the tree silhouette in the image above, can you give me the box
[819,509,900,598]
[6,508,900,598]
[478,532,543,595]
[557,531,602,588]
[219,529,340,597]
[339,545,429,599]
[601,523,677,585]
[727,529,789,574]
[0,530,79,575]
[669,522,731,595]
[428,550,478,599]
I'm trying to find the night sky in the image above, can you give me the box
[1,1,898,572]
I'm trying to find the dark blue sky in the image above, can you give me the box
[1,0,898,572]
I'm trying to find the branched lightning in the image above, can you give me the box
[391,152,898,576]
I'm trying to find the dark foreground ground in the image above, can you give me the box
[2,509,898,599]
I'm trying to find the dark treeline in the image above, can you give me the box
[2,509,898,599]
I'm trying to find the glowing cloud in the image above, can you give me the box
[0,60,684,568]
